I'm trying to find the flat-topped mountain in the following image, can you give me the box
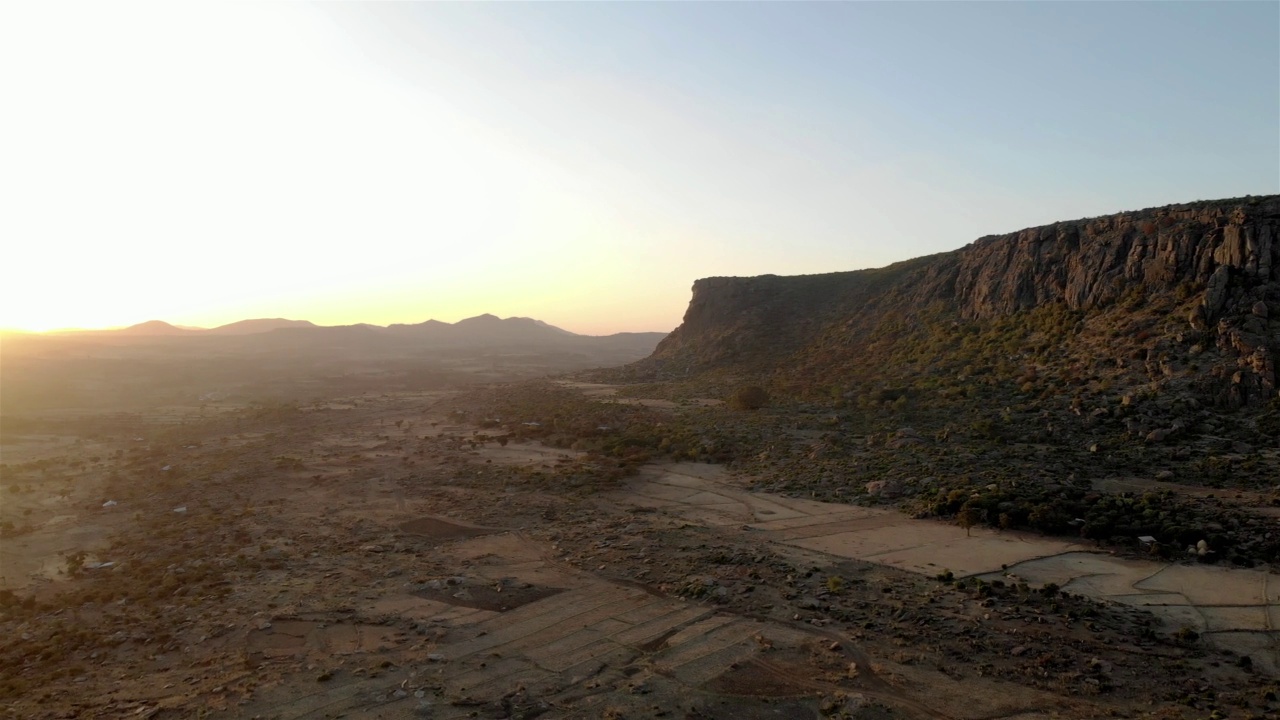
[643,195,1279,408]
[596,194,1280,573]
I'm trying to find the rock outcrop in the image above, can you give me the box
[645,195,1280,404]
[927,200,1276,319]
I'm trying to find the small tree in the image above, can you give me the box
[958,501,982,537]
[728,386,770,411]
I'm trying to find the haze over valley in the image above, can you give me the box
[2,314,666,414]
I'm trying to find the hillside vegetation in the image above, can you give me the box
[581,195,1280,565]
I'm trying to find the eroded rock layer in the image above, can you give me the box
[648,195,1280,405]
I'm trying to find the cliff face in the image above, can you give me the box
[647,195,1280,404]
[932,198,1277,318]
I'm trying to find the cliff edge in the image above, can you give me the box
[644,195,1280,407]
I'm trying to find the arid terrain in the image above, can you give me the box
[3,196,1278,718]
[1,377,1275,720]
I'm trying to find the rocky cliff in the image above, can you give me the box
[646,195,1280,406]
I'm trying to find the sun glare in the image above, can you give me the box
[0,3,605,333]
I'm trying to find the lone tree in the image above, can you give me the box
[728,385,770,411]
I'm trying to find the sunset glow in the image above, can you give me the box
[2,2,1276,334]
[2,3,1279,711]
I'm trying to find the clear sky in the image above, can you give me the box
[2,1,1276,334]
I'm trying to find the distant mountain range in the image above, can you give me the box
[37,314,668,353]
[54,314,627,338]
[1,313,671,414]
[56,318,317,336]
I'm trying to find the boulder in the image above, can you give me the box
[1188,304,1210,331]
[1202,266,1231,319]
[865,480,902,498]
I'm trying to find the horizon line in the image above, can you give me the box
[1,314,673,337]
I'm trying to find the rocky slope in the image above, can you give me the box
[647,195,1280,407]
[595,195,1280,568]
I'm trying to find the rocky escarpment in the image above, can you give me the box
[650,260,936,371]
[646,195,1280,405]
[916,198,1276,318]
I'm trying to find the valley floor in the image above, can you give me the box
[0,385,1275,719]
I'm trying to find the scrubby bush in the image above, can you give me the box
[727,386,770,411]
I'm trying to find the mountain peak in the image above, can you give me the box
[120,320,189,336]
[457,313,502,324]
[208,318,317,335]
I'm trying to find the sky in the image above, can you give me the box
[1,1,1276,335]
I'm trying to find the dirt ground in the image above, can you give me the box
[611,463,1279,674]
[1,386,1275,719]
